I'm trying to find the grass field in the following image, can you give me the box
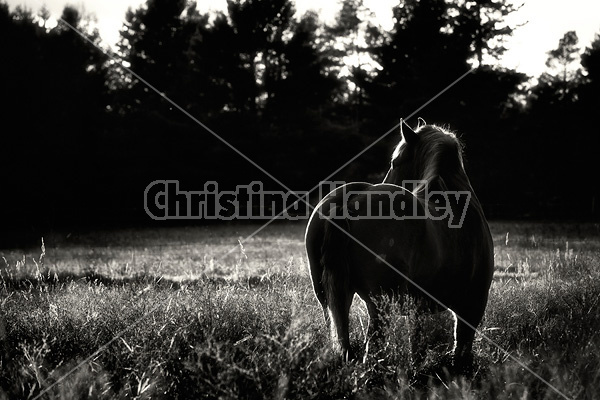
[1,221,600,399]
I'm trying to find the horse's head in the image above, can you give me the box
[383,120,466,193]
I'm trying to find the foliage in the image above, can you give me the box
[535,30,583,103]
[521,31,599,220]
[449,0,521,65]
[0,4,109,240]
[1,0,600,241]
[546,31,581,82]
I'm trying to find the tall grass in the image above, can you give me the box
[1,222,599,399]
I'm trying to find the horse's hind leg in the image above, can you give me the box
[363,299,384,361]
[305,234,332,334]
[453,308,483,369]
[327,290,354,361]
[311,273,329,326]
[453,283,490,367]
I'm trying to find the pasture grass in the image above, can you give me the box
[1,221,599,399]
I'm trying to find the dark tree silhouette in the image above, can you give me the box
[325,0,376,131]
[539,30,582,102]
[1,4,109,236]
[265,11,340,123]
[116,0,197,113]
[547,31,581,82]
[579,33,600,118]
[450,0,521,66]
[363,0,471,127]
[225,0,294,115]
[578,33,600,217]
[581,33,600,85]
[186,12,245,120]
[2,0,598,243]
[519,30,599,217]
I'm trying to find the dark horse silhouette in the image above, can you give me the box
[305,122,493,366]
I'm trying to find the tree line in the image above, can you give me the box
[1,0,599,239]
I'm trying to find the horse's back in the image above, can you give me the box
[305,182,374,251]
[305,181,493,315]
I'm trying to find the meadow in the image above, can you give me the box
[1,221,599,399]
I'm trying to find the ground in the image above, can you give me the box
[1,221,599,399]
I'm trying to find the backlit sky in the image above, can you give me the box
[5,0,600,77]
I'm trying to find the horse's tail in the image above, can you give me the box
[320,210,353,359]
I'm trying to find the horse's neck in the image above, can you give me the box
[417,171,486,220]
[441,171,472,192]
[414,170,472,194]
[443,172,487,221]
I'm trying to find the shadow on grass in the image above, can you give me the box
[0,269,298,293]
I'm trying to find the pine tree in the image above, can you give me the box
[534,31,582,103]
[115,0,197,113]
[326,0,376,130]
[450,0,521,66]
[546,31,581,87]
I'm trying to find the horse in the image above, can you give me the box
[304,121,494,367]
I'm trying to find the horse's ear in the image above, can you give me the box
[417,117,426,129]
[401,119,418,144]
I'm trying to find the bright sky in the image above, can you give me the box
[5,0,600,77]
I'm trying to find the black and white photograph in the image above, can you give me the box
[1,0,599,398]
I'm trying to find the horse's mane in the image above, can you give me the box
[392,124,469,193]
